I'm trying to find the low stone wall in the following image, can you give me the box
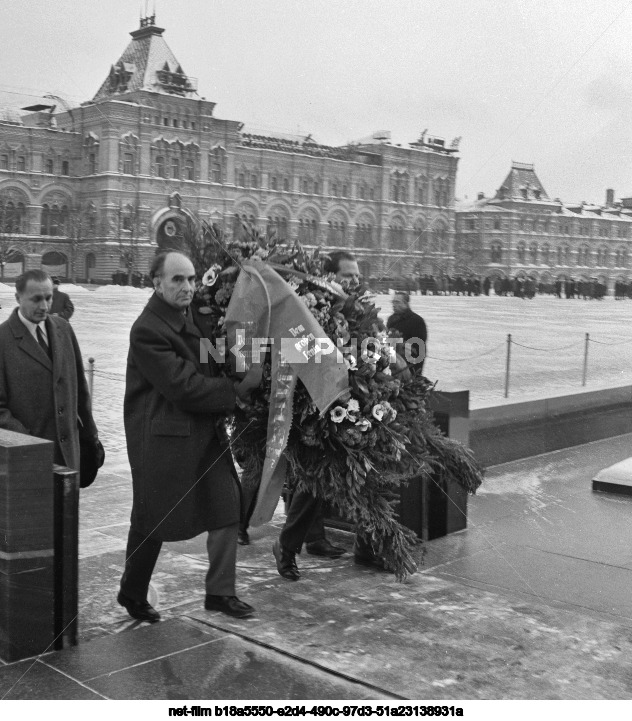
[469,385,632,466]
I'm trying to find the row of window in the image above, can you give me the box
[490,242,629,267]
[463,217,630,238]
[0,154,70,175]
[391,175,451,206]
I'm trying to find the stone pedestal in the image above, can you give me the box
[0,430,55,662]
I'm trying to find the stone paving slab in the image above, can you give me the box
[0,619,386,701]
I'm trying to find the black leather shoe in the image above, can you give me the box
[204,595,255,618]
[272,539,300,580]
[353,552,385,569]
[237,528,250,545]
[117,591,161,623]
[305,538,345,558]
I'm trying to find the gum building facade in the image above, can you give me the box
[0,15,459,284]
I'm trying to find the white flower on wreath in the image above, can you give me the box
[355,417,372,432]
[371,404,385,421]
[202,264,223,286]
[344,355,357,371]
[330,406,346,423]
[382,366,392,376]
[287,278,300,291]
[347,399,360,414]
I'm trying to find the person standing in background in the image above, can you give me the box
[50,276,75,320]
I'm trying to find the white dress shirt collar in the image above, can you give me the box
[17,309,48,342]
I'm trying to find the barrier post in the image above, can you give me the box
[582,333,589,386]
[504,333,511,398]
[87,357,95,399]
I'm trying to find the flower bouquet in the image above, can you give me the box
[188,219,484,580]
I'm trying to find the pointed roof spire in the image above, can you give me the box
[494,162,549,201]
[91,14,198,101]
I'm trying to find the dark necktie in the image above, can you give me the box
[36,325,52,360]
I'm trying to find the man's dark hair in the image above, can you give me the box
[15,269,51,294]
[149,250,191,280]
[323,250,356,275]
[394,291,410,304]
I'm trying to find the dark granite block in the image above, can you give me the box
[0,564,55,662]
[87,632,381,700]
[0,658,103,699]
[47,618,223,681]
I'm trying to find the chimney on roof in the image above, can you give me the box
[477,192,485,200]
[606,188,615,206]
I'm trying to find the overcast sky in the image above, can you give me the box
[3,0,632,205]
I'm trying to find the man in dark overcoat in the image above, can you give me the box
[387,291,428,372]
[118,251,260,622]
[50,276,75,320]
[0,269,99,472]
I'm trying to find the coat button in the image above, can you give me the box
[60,436,67,443]
[58,407,64,415]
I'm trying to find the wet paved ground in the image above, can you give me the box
[2,434,632,700]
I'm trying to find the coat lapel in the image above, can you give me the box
[45,316,63,382]
[9,310,52,372]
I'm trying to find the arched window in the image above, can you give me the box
[354,222,373,248]
[184,158,194,180]
[529,242,538,264]
[416,177,428,204]
[298,217,319,244]
[46,158,54,174]
[155,156,165,178]
[171,157,180,179]
[541,244,550,265]
[250,173,258,189]
[123,153,134,175]
[389,219,406,250]
[85,252,96,280]
[557,245,569,265]
[283,177,290,192]
[327,220,346,246]
[266,214,288,241]
[491,243,503,263]
[517,242,526,263]
[61,160,69,176]
[391,173,408,203]
[121,204,134,232]
[210,147,227,184]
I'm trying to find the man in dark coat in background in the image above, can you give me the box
[50,276,75,320]
[387,291,428,372]
[0,269,99,473]
[118,251,261,622]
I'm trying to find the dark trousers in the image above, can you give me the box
[120,523,239,600]
[279,491,371,556]
[279,491,323,554]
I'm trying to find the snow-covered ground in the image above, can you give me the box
[0,284,630,450]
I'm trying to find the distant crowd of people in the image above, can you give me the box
[386,274,627,300]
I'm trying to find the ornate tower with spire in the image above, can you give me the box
[92,14,198,102]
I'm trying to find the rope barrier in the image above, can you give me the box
[510,340,582,352]
[427,342,505,363]
[588,337,632,346]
